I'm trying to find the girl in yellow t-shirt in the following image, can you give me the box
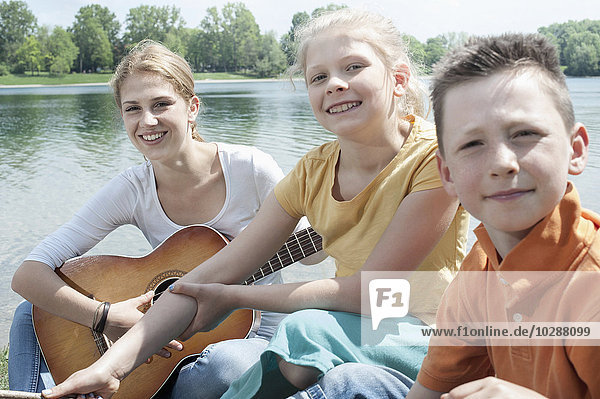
[43,8,468,399]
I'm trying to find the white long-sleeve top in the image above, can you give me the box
[26,142,297,337]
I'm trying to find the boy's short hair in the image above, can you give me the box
[431,33,575,155]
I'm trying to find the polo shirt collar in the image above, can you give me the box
[473,182,596,272]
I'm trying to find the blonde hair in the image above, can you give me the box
[110,39,203,141]
[289,8,427,118]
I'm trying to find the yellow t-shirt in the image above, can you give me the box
[274,115,469,322]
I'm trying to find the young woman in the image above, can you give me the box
[9,40,311,398]
[44,9,469,399]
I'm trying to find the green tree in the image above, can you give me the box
[539,19,600,76]
[256,31,287,77]
[403,34,426,68]
[564,31,600,76]
[165,27,192,59]
[424,36,447,68]
[123,5,185,45]
[280,11,309,66]
[47,27,78,75]
[0,0,37,66]
[35,24,52,70]
[194,6,223,71]
[70,5,116,71]
[197,7,223,71]
[310,3,347,18]
[442,31,469,50]
[279,4,345,67]
[14,35,42,74]
[220,2,261,72]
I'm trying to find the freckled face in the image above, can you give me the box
[304,32,397,139]
[119,72,197,162]
[437,71,584,238]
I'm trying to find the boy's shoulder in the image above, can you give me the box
[580,208,600,271]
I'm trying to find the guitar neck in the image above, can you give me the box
[243,227,322,285]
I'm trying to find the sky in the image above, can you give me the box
[23,0,600,42]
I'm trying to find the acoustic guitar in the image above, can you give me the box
[32,225,322,399]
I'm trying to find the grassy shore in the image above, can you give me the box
[0,71,258,86]
[0,346,7,389]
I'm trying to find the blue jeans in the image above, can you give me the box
[289,363,413,399]
[8,301,56,392]
[170,337,269,399]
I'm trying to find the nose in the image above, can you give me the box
[489,143,519,177]
[140,109,158,127]
[326,76,348,95]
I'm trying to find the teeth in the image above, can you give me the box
[142,132,165,141]
[328,102,361,114]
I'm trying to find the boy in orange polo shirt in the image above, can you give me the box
[407,33,600,398]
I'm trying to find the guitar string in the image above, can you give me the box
[151,230,322,300]
[244,230,323,285]
[94,229,323,353]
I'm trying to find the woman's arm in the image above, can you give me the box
[43,192,301,398]
[11,261,158,344]
[11,173,172,343]
[12,261,102,328]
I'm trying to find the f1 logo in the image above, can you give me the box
[369,279,410,330]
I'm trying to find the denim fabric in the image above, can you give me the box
[170,337,269,399]
[8,301,56,392]
[223,310,428,399]
[289,363,413,399]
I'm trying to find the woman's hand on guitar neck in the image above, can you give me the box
[168,282,237,341]
[105,291,183,358]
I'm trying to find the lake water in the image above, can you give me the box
[1,78,599,347]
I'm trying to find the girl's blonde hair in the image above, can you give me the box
[290,8,427,118]
[110,39,203,141]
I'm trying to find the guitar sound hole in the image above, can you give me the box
[151,277,180,305]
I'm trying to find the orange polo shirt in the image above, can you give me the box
[417,183,600,398]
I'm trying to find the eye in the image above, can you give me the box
[124,105,140,112]
[458,140,483,151]
[347,64,364,72]
[310,74,327,84]
[514,130,538,138]
[154,101,171,109]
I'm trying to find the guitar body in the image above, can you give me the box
[32,225,256,399]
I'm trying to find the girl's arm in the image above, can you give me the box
[172,186,459,339]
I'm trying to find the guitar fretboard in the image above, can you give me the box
[243,227,323,285]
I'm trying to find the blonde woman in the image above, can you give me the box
[9,40,311,398]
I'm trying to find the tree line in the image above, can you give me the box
[1,0,598,78]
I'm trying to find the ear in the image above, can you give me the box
[188,95,201,121]
[393,63,410,98]
[568,123,589,176]
[436,150,458,198]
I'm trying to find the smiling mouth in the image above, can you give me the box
[141,132,165,142]
[327,101,362,114]
[485,189,534,200]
